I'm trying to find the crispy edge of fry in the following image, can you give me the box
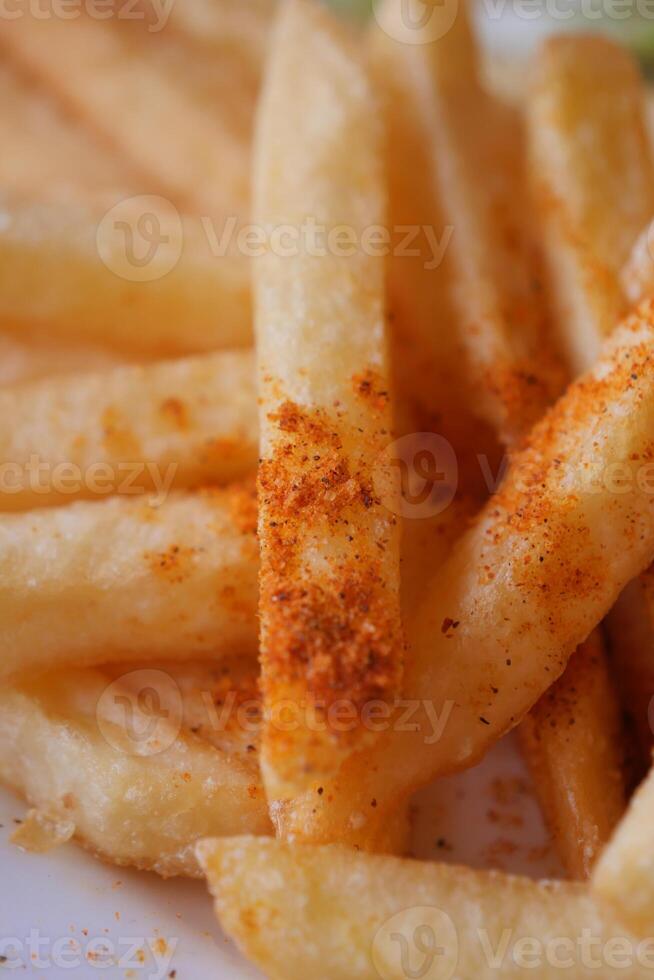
[0,486,259,680]
[0,195,252,355]
[0,350,258,511]
[253,0,403,795]
[270,302,654,846]
[518,630,626,879]
[197,837,650,980]
[528,33,654,375]
[593,762,654,937]
[1,664,270,877]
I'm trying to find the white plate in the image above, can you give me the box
[0,731,561,979]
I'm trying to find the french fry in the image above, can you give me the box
[0,14,249,219]
[253,0,403,796]
[375,0,625,878]
[1,662,270,877]
[606,571,654,768]
[593,762,654,937]
[0,195,251,354]
[622,218,654,307]
[272,303,654,846]
[0,350,257,511]
[198,837,650,980]
[519,631,626,878]
[528,34,654,375]
[0,487,258,680]
[0,332,135,388]
[371,0,564,448]
[0,63,132,205]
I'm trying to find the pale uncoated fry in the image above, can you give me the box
[529,34,654,375]
[0,350,257,511]
[271,304,654,846]
[593,762,654,937]
[1,663,270,877]
[0,195,251,355]
[0,14,250,219]
[519,631,626,878]
[253,0,403,796]
[198,837,654,980]
[0,488,258,680]
[372,0,564,448]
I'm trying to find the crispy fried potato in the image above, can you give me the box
[0,14,249,218]
[519,631,626,878]
[529,35,654,374]
[0,333,136,387]
[606,571,654,769]
[253,0,403,796]
[594,762,654,936]
[0,351,257,511]
[198,837,651,979]
[272,303,654,846]
[371,0,564,447]
[0,195,251,355]
[369,0,501,500]
[622,218,654,307]
[0,63,132,205]
[1,662,270,877]
[0,488,258,680]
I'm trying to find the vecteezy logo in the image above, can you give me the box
[373,432,458,519]
[96,195,183,282]
[96,669,183,756]
[372,907,459,980]
[372,0,460,45]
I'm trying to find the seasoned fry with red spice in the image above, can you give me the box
[253,0,403,798]
[528,35,654,375]
[0,487,258,680]
[271,303,654,846]
[371,0,564,448]
[0,350,257,511]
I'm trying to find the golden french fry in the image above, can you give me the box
[0,63,132,205]
[0,487,258,680]
[371,0,564,448]
[253,0,403,796]
[622,219,654,307]
[594,763,654,936]
[0,332,137,387]
[0,14,249,218]
[529,34,654,374]
[198,837,652,980]
[0,195,251,355]
[0,350,257,511]
[272,304,654,846]
[1,662,270,877]
[606,571,654,768]
[519,631,626,878]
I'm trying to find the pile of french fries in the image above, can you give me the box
[6,0,654,975]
